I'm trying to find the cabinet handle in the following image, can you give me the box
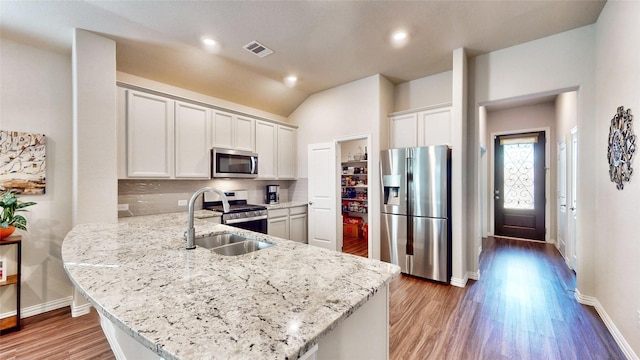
[308,201,314,206]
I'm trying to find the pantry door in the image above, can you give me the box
[308,142,338,251]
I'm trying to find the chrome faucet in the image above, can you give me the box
[185,187,230,250]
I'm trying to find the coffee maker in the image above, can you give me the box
[266,184,280,204]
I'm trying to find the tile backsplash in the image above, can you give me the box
[118,179,294,217]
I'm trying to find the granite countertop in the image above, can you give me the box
[264,201,308,210]
[62,212,399,360]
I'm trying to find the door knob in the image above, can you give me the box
[570,207,575,211]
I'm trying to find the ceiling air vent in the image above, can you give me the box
[243,41,274,58]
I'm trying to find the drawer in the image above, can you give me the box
[289,205,307,215]
[268,208,289,218]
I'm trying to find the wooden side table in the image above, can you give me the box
[0,235,22,334]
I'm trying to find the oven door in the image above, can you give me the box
[212,148,258,178]
[224,216,268,234]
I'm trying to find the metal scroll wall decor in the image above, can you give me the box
[607,106,636,190]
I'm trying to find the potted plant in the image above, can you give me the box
[0,191,36,239]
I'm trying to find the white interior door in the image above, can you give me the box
[569,128,578,271]
[308,142,338,251]
[557,139,568,261]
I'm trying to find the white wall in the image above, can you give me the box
[468,25,597,296]
[73,29,117,225]
[394,71,452,112]
[289,74,393,260]
[0,39,74,314]
[595,1,640,355]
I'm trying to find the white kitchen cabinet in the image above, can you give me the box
[256,121,278,179]
[212,111,234,149]
[268,208,289,239]
[289,206,308,244]
[212,111,256,152]
[277,126,297,179]
[175,101,211,178]
[256,121,297,180]
[389,106,451,148]
[389,112,417,148]
[126,90,174,178]
[417,107,451,146]
[235,115,255,152]
[268,206,308,243]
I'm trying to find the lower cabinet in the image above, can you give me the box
[268,208,290,239]
[268,206,307,243]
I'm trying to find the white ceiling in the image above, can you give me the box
[0,0,605,117]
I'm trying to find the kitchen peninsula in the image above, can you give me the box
[61,211,399,360]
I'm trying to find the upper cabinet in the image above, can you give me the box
[255,121,277,179]
[235,115,256,152]
[118,86,296,180]
[255,121,297,180]
[175,101,211,178]
[125,90,175,178]
[277,126,297,180]
[211,111,255,152]
[120,89,211,179]
[389,113,417,149]
[388,106,451,149]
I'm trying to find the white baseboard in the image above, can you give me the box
[72,302,92,317]
[0,296,72,320]
[450,273,468,288]
[468,270,480,281]
[575,289,639,360]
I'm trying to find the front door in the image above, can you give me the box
[307,142,338,251]
[494,131,546,240]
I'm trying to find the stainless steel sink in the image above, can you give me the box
[195,233,274,256]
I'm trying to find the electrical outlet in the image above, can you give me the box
[117,203,129,211]
[178,200,188,206]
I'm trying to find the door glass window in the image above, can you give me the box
[501,136,537,209]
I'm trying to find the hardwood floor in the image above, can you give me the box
[342,233,368,258]
[389,236,626,359]
[0,236,625,359]
[0,307,114,359]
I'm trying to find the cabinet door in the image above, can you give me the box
[255,121,277,179]
[268,216,289,239]
[126,90,174,178]
[235,116,255,152]
[389,113,417,148]
[175,101,211,178]
[289,213,307,244]
[417,108,451,146]
[212,111,234,149]
[277,126,297,179]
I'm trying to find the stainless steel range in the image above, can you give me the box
[203,190,268,234]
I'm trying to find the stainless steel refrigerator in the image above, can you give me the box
[380,146,451,283]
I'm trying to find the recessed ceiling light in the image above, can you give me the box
[200,36,221,53]
[391,30,409,48]
[201,37,216,46]
[284,75,298,88]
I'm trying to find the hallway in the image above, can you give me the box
[389,236,625,359]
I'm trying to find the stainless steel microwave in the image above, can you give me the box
[211,148,259,178]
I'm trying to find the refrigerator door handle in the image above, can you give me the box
[406,254,413,275]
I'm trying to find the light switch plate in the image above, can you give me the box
[117,203,129,211]
[178,200,188,206]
